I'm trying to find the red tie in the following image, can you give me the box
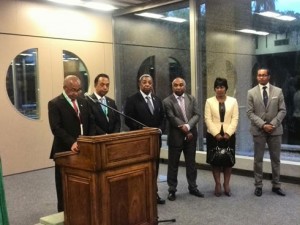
[71,99,81,123]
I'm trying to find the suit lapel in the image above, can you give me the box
[172,95,186,121]
[255,85,265,108]
[139,93,153,115]
[59,94,78,118]
[184,94,190,119]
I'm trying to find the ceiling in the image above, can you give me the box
[93,0,153,9]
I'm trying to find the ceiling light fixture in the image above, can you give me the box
[257,11,296,21]
[47,0,117,11]
[162,17,186,23]
[135,13,164,19]
[237,29,269,36]
[135,13,186,23]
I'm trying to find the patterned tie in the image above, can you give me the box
[263,86,268,107]
[178,96,188,122]
[145,96,154,115]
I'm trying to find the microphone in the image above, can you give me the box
[84,93,147,128]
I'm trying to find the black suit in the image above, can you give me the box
[124,92,165,132]
[48,94,95,212]
[124,91,165,192]
[86,93,120,135]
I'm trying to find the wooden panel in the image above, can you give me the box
[63,169,97,225]
[103,163,154,225]
[103,137,152,169]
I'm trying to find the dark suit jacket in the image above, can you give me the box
[86,93,120,135]
[124,92,165,131]
[48,94,95,159]
[163,93,200,147]
[247,84,286,136]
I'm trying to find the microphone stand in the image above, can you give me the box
[157,218,176,223]
[84,93,147,128]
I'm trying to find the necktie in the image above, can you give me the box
[145,96,154,115]
[178,96,188,122]
[99,98,107,115]
[263,86,268,107]
[71,99,81,122]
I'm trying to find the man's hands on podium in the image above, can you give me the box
[71,142,80,153]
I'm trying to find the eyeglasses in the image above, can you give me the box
[257,74,269,78]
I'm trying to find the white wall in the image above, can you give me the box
[0,0,114,175]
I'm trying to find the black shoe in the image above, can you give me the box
[254,187,262,197]
[157,195,166,204]
[167,191,176,201]
[189,189,204,198]
[272,187,286,196]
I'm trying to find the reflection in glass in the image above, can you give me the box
[63,50,89,93]
[114,1,190,108]
[6,48,39,119]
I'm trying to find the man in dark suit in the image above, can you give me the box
[124,74,166,204]
[86,73,120,135]
[247,68,287,197]
[163,77,204,201]
[48,75,95,212]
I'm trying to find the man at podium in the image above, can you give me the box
[124,74,166,204]
[48,75,96,212]
[86,73,121,135]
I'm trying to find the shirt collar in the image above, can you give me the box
[140,90,152,99]
[63,91,74,103]
[259,83,269,89]
[174,93,185,99]
[94,92,105,101]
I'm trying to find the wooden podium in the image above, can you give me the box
[54,128,159,225]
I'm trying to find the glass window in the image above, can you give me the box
[197,0,300,161]
[114,0,300,162]
[6,48,39,119]
[63,50,89,93]
[114,3,191,131]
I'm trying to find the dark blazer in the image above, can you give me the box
[247,84,286,136]
[163,93,200,147]
[48,94,95,159]
[124,92,165,131]
[86,93,120,135]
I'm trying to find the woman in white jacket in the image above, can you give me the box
[204,77,239,197]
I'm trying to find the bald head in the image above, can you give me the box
[172,77,186,96]
[63,75,82,100]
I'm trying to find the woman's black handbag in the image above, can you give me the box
[207,143,235,167]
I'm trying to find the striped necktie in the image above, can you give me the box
[178,96,188,122]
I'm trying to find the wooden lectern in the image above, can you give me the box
[54,128,159,225]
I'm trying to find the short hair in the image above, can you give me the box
[172,77,186,86]
[214,77,228,90]
[139,74,152,82]
[94,73,109,86]
[257,67,270,75]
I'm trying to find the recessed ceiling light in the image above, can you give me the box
[277,15,296,21]
[257,11,296,21]
[237,29,269,36]
[135,13,164,19]
[47,0,117,11]
[162,17,186,23]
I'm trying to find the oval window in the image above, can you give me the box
[63,50,89,93]
[6,48,39,119]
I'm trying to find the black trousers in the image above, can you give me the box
[55,164,64,212]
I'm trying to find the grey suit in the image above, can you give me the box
[247,84,286,188]
[163,93,200,192]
